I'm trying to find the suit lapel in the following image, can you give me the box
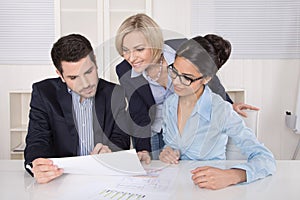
[133,75,156,108]
[56,80,78,154]
[94,79,105,145]
[119,60,155,108]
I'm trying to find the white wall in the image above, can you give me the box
[0,0,299,160]
[152,0,300,159]
[218,59,300,159]
[0,65,56,159]
[152,0,191,39]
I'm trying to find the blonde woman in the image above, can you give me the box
[115,13,258,160]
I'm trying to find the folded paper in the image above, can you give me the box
[50,149,147,176]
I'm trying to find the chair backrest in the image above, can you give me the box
[226,110,259,160]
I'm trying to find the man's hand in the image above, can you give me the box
[137,150,151,164]
[232,103,259,118]
[91,143,112,154]
[159,146,180,164]
[32,158,63,184]
[191,166,246,190]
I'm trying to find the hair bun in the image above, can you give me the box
[204,34,231,69]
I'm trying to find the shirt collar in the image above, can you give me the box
[170,86,212,122]
[69,88,94,105]
[131,68,142,78]
[194,86,212,122]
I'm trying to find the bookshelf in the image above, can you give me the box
[226,89,245,103]
[9,91,31,160]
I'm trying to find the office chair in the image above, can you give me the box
[226,110,259,160]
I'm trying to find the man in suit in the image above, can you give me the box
[24,34,133,183]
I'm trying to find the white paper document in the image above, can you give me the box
[28,161,179,200]
[94,165,180,200]
[50,149,146,176]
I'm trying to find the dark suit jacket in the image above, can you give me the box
[24,78,130,170]
[117,61,154,152]
[115,39,233,153]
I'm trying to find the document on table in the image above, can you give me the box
[50,149,146,176]
[94,165,180,200]
[29,160,179,200]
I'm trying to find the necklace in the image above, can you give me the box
[146,56,163,82]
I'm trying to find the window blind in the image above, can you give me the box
[191,0,300,59]
[0,0,55,65]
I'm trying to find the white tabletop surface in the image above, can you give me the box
[0,160,299,200]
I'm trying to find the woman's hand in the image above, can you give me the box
[159,146,180,164]
[191,166,246,190]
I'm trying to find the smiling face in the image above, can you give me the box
[121,31,154,73]
[57,55,99,102]
[172,56,210,98]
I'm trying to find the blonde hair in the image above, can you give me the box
[115,13,164,64]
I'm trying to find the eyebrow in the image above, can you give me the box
[122,44,145,49]
[65,65,94,78]
[84,65,94,74]
[65,74,78,78]
[181,72,195,77]
[173,65,196,78]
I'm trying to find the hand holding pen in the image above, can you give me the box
[159,146,180,164]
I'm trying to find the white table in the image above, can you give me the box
[0,160,299,200]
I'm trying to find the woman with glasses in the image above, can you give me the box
[115,13,258,160]
[159,35,276,190]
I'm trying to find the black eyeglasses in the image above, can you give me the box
[167,64,204,86]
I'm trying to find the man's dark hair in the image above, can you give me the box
[51,34,96,74]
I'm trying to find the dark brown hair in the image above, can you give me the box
[176,34,231,77]
[51,34,96,74]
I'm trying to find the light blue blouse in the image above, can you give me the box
[162,86,276,183]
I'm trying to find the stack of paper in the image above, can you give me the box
[50,149,146,176]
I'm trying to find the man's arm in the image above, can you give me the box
[24,83,55,167]
[24,82,63,183]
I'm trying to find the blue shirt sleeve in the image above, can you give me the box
[222,103,276,183]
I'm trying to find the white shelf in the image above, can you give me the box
[226,89,245,103]
[10,124,28,132]
[11,143,26,153]
[9,90,31,94]
[10,151,24,155]
[9,92,31,160]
